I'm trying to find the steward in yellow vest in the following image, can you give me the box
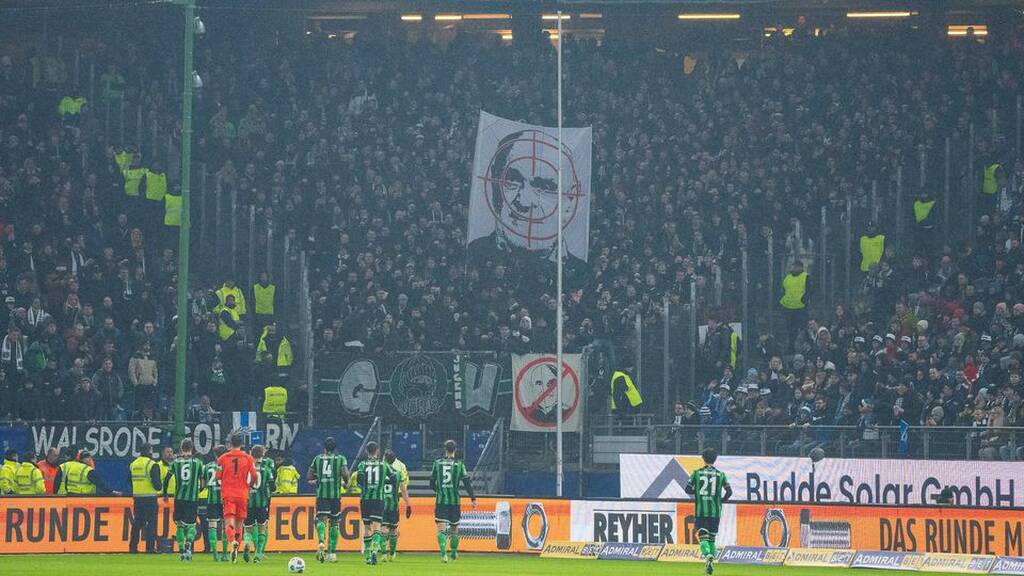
[610,369,643,412]
[859,224,885,272]
[216,280,247,316]
[145,168,167,201]
[129,452,162,496]
[274,457,300,495]
[54,452,118,495]
[1,450,20,494]
[780,267,808,310]
[256,323,293,368]
[913,195,936,226]
[157,447,176,496]
[124,166,147,197]
[115,149,133,173]
[58,96,87,116]
[164,194,182,226]
[215,296,241,341]
[252,270,276,315]
[262,385,289,417]
[983,163,1001,195]
[15,455,46,495]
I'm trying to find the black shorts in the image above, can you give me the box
[434,503,461,527]
[174,501,199,525]
[316,498,341,520]
[204,503,223,520]
[244,505,270,526]
[694,516,721,538]
[360,499,383,523]
[382,505,400,528]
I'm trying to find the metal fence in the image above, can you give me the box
[589,424,1024,463]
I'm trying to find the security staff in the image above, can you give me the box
[15,452,45,495]
[262,384,289,418]
[216,279,247,317]
[37,448,61,493]
[256,322,293,372]
[779,259,810,353]
[129,444,163,553]
[215,294,241,342]
[859,223,885,272]
[53,452,120,495]
[1,449,20,494]
[252,272,276,333]
[156,446,176,496]
[913,190,937,252]
[273,453,300,495]
[610,367,643,413]
[144,165,167,202]
[983,162,1002,195]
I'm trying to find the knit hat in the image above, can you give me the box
[1014,303,1024,314]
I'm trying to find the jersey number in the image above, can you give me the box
[179,466,191,482]
[365,466,380,487]
[441,464,453,487]
[207,468,219,486]
[321,459,333,478]
[698,475,718,497]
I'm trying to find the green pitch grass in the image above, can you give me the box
[0,553,968,576]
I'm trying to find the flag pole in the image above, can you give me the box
[555,9,564,498]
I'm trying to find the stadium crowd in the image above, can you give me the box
[1,15,1024,459]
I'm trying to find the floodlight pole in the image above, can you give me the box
[555,10,564,498]
[174,0,196,442]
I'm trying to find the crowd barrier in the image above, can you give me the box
[0,497,567,554]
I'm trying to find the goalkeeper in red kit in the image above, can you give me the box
[216,433,257,563]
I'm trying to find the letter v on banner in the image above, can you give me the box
[511,354,582,433]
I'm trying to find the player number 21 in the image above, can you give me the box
[698,475,717,497]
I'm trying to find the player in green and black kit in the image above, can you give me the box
[308,437,349,564]
[381,449,412,562]
[685,448,733,575]
[203,445,229,561]
[162,439,205,561]
[430,439,476,563]
[243,445,275,563]
[355,442,395,565]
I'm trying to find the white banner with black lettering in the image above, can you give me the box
[619,454,1024,507]
[569,500,736,546]
[467,111,592,262]
[510,354,583,433]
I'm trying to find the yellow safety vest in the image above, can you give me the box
[57,461,95,495]
[216,284,247,316]
[130,456,159,496]
[164,194,182,226]
[344,473,361,495]
[274,465,300,495]
[729,331,740,368]
[124,167,147,197]
[983,164,1001,195]
[145,171,167,201]
[392,458,409,489]
[610,370,643,411]
[262,385,288,416]
[58,96,86,116]
[157,460,175,495]
[780,271,807,310]
[257,329,293,367]
[913,199,935,223]
[253,283,276,316]
[860,234,885,272]
[217,305,240,341]
[115,150,132,173]
[0,460,18,494]
[15,462,45,495]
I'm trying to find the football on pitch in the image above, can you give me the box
[288,557,306,573]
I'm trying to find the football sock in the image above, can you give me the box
[388,532,398,555]
[699,540,708,558]
[328,525,339,554]
[257,531,268,555]
[363,536,373,560]
[450,533,459,555]
[316,521,326,545]
[243,527,254,551]
[175,525,185,552]
[708,540,717,558]
[222,529,230,554]
[437,531,448,556]
[208,527,217,553]
[186,524,196,545]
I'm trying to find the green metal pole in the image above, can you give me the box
[174,0,195,443]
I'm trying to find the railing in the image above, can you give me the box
[590,424,1024,463]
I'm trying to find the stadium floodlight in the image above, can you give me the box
[463,14,511,20]
[579,13,602,19]
[434,14,463,21]
[846,11,914,18]
[192,71,203,89]
[542,14,570,21]
[677,13,742,21]
[194,16,205,35]
[400,14,422,22]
